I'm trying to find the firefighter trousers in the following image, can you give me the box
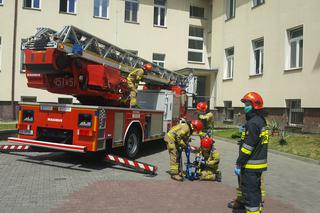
[164,136,180,174]
[235,174,265,204]
[241,171,263,213]
[200,166,219,181]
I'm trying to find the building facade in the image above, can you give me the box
[0,0,214,119]
[1,0,320,133]
[211,0,320,133]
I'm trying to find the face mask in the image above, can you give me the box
[244,105,253,113]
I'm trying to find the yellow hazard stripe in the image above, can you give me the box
[241,147,252,155]
[244,163,268,169]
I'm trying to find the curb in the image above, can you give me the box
[214,136,320,166]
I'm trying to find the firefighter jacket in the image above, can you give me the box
[201,147,220,170]
[198,112,214,137]
[164,123,192,149]
[127,68,144,86]
[236,111,268,172]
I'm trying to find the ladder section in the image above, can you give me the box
[22,25,187,86]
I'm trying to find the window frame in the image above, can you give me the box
[0,0,4,6]
[252,0,264,8]
[93,0,109,19]
[190,5,205,19]
[286,99,304,126]
[188,26,204,63]
[23,0,41,10]
[152,53,165,67]
[224,47,234,80]
[288,27,303,69]
[153,0,166,27]
[125,0,139,23]
[226,0,235,20]
[60,0,77,14]
[251,38,264,76]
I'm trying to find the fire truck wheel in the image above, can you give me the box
[125,128,141,159]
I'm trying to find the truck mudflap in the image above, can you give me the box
[7,137,87,153]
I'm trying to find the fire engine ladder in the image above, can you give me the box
[22,25,189,86]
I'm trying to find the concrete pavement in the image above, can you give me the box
[0,137,319,212]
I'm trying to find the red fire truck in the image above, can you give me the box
[8,26,196,159]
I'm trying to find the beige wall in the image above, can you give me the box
[0,1,15,101]
[211,0,320,108]
[1,0,212,104]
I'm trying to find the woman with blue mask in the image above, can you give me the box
[228,92,268,213]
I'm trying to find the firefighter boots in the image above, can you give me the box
[171,174,183,182]
[227,199,245,210]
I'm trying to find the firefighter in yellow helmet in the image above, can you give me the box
[196,102,214,138]
[127,63,153,108]
[195,137,221,181]
[164,120,203,181]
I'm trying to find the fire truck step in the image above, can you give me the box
[0,145,32,152]
[105,154,158,176]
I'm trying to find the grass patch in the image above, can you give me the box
[0,123,16,130]
[214,128,320,160]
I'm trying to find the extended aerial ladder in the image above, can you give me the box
[23,25,191,106]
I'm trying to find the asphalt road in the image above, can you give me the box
[0,137,319,213]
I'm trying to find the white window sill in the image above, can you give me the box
[284,67,302,72]
[225,16,235,22]
[93,16,109,20]
[125,20,139,25]
[153,25,167,29]
[187,61,205,64]
[252,2,265,9]
[249,73,263,78]
[223,77,233,81]
[59,11,77,16]
[23,7,41,11]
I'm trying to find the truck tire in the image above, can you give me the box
[124,128,141,159]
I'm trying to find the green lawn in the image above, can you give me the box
[0,123,16,130]
[213,128,320,160]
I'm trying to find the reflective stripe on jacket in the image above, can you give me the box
[236,112,268,172]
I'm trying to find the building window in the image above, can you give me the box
[125,0,138,23]
[251,38,264,75]
[0,0,4,5]
[226,0,235,20]
[224,101,234,121]
[154,0,166,27]
[60,0,77,14]
[224,47,234,79]
[190,6,204,19]
[188,26,204,63]
[287,27,303,69]
[0,37,2,72]
[152,53,165,67]
[23,0,41,9]
[94,0,109,18]
[286,99,303,126]
[252,0,264,7]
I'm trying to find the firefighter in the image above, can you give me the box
[232,92,268,213]
[127,63,153,108]
[196,102,214,138]
[197,137,221,181]
[228,126,266,210]
[164,119,203,181]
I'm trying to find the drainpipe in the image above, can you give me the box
[11,0,18,120]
